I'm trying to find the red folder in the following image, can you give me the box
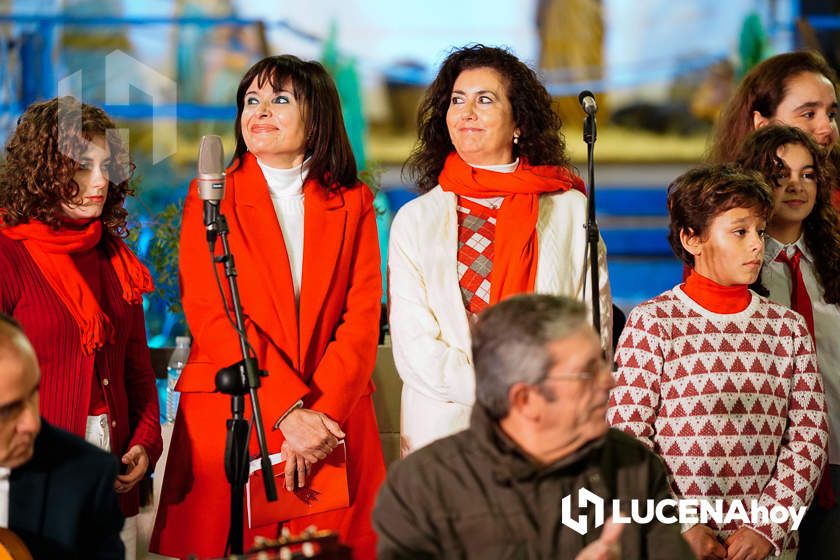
[246,442,349,528]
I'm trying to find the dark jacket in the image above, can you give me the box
[374,406,694,559]
[9,421,124,559]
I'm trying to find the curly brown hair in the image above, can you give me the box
[404,44,570,193]
[0,97,135,236]
[735,125,840,304]
[667,164,774,268]
[708,51,839,165]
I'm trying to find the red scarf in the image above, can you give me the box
[438,152,586,303]
[682,269,751,313]
[1,219,154,354]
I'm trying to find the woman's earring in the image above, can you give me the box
[513,136,519,145]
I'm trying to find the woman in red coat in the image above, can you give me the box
[151,55,385,559]
[0,98,162,559]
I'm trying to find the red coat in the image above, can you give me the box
[151,153,385,559]
[0,233,163,517]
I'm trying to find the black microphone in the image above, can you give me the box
[197,135,225,248]
[578,90,597,116]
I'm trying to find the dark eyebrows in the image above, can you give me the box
[0,400,21,414]
[582,354,602,374]
[79,155,111,164]
[451,89,498,97]
[792,100,828,112]
[0,388,30,416]
[245,89,294,96]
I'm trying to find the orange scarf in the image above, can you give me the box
[438,151,585,303]
[1,219,154,354]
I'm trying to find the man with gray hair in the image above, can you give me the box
[374,294,692,559]
[0,313,124,558]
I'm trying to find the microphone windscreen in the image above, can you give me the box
[198,135,225,176]
[578,90,595,105]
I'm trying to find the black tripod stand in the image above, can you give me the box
[205,203,277,555]
[580,91,602,336]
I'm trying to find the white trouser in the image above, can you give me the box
[85,414,136,560]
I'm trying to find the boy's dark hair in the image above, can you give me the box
[667,164,774,267]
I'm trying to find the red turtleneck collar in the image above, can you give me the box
[681,270,751,314]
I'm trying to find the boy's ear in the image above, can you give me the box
[753,110,771,130]
[680,227,702,256]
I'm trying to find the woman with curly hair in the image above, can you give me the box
[390,44,612,454]
[735,124,840,557]
[708,51,840,208]
[0,97,162,559]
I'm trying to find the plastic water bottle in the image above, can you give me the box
[166,336,191,424]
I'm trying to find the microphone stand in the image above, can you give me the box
[583,110,601,336]
[206,203,277,555]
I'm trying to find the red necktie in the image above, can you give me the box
[776,248,815,336]
[776,247,835,509]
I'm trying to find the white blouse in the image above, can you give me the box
[256,158,307,303]
[762,235,840,464]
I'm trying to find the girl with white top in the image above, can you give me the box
[735,124,840,558]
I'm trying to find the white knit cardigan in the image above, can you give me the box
[388,185,613,453]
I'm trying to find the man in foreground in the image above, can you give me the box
[0,313,124,558]
[374,294,693,559]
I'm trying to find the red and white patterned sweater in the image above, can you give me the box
[607,286,828,554]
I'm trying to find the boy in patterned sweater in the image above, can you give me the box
[607,165,828,560]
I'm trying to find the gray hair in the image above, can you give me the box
[472,294,589,419]
[0,313,39,376]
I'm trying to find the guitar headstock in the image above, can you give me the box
[216,526,351,560]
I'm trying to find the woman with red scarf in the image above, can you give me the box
[0,98,162,559]
[391,45,613,455]
[151,56,384,559]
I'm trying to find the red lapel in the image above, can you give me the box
[299,179,346,369]
[230,153,300,369]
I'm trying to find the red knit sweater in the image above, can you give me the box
[0,232,162,516]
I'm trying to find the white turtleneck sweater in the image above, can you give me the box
[462,158,518,209]
[256,158,307,303]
